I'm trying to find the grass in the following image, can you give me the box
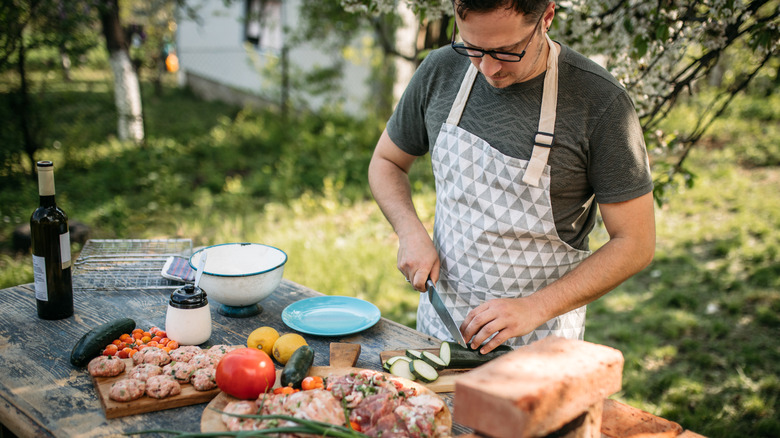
[1,66,778,437]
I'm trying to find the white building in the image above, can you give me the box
[176,0,400,116]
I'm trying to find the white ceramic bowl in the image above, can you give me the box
[189,243,287,314]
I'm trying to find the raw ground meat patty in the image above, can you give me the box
[88,356,126,377]
[163,361,196,383]
[189,353,219,370]
[191,367,217,391]
[127,363,163,382]
[133,347,172,366]
[109,379,145,402]
[146,375,181,399]
[169,345,203,363]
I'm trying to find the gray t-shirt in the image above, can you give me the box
[386,43,653,250]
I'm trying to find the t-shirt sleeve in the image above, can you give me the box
[386,53,439,157]
[588,91,654,204]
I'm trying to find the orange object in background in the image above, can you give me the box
[165,53,179,73]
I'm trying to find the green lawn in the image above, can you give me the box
[0,69,777,437]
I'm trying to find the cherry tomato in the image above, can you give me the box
[273,386,296,395]
[166,340,179,350]
[103,344,119,356]
[216,348,276,400]
[301,376,324,391]
[118,347,133,359]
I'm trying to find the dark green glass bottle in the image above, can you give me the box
[30,161,73,320]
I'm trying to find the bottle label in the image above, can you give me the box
[60,231,72,269]
[32,255,48,301]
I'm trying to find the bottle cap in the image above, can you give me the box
[169,284,208,309]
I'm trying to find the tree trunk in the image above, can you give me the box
[17,35,38,175]
[99,0,144,143]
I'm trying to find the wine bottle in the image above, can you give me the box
[30,161,73,320]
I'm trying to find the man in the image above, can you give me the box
[368,0,655,353]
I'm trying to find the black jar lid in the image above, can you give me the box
[169,284,208,309]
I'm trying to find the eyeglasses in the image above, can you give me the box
[450,12,544,63]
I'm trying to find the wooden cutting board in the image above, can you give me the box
[91,358,221,419]
[201,343,452,433]
[380,348,471,393]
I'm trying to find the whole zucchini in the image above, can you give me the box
[444,342,512,369]
[70,317,136,367]
[280,345,314,389]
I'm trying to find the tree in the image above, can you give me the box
[0,0,101,175]
[339,0,780,201]
[99,0,144,143]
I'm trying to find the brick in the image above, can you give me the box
[454,337,623,438]
[601,399,683,437]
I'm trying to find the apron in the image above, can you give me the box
[417,35,592,348]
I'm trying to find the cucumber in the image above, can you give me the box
[280,345,314,389]
[405,349,423,360]
[443,341,513,369]
[70,317,136,367]
[409,359,439,383]
[389,359,416,381]
[383,355,411,371]
[421,351,446,370]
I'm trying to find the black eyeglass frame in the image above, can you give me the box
[450,12,545,63]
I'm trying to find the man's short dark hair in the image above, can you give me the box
[454,0,549,23]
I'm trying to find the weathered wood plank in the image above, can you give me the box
[0,260,453,437]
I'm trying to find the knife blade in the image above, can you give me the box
[426,279,468,348]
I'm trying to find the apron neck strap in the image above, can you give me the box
[522,34,559,187]
[446,64,479,126]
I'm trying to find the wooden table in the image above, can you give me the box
[0,239,452,438]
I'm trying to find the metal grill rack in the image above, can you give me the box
[72,239,193,291]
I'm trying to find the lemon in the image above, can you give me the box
[247,326,280,356]
[272,333,308,365]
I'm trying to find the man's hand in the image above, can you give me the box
[397,228,440,291]
[461,297,545,354]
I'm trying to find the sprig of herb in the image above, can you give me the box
[127,411,369,437]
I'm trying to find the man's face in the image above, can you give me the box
[455,8,546,88]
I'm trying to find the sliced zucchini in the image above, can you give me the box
[438,342,451,367]
[383,355,412,371]
[405,349,423,360]
[410,359,439,383]
[389,359,417,381]
[421,351,446,370]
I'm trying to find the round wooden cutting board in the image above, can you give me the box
[201,366,452,434]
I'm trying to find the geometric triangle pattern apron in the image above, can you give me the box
[417,35,592,348]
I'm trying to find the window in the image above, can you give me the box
[245,0,282,50]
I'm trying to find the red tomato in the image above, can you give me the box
[216,348,276,399]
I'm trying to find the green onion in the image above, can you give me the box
[126,411,370,437]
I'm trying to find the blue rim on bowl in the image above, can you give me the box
[188,242,288,277]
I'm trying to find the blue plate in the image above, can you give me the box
[282,296,381,336]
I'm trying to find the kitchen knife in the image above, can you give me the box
[426,279,469,348]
